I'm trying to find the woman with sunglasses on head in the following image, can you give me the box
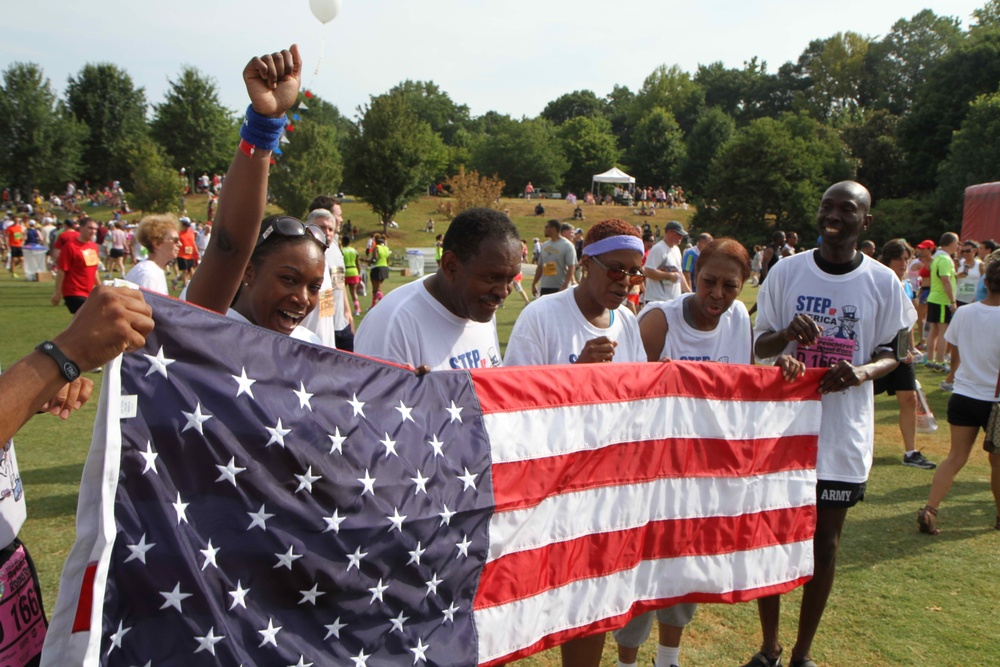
[183,44,326,344]
[616,238,804,667]
[125,214,181,295]
[502,218,646,667]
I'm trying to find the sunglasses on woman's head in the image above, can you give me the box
[256,216,328,249]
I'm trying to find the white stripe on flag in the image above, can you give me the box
[485,398,822,463]
[475,539,814,664]
[488,469,816,561]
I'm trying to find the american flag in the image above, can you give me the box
[42,292,822,666]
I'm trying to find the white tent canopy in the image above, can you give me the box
[591,167,635,196]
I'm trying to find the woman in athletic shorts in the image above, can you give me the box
[875,240,936,469]
[615,239,804,667]
[369,234,391,308]
[919,253,1000,534]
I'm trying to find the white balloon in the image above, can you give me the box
[310,0,341,24]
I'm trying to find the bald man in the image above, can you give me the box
[745,181,916,667]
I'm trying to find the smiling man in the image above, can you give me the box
[354,208,521,371]
[745,181,916,667]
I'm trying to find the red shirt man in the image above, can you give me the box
[5,220,25,276]
[52,218,101,313]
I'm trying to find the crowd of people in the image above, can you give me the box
[2,44,999,667]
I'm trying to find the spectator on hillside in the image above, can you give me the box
[534,202,545,216]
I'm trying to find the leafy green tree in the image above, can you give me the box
[625,108,685,188]
[792,32,872,121]
[387,80,469,145]
[343,92,447,231]
[863,10,963,114]
[936,90,1000,217]
[469,116,567,196]
[150,66,238,178]
[899,27,1000,193]
[605,84,636,151]
[124,137,184,213]
[972,0,1000,29]
[270,121,343,218]
[557,115,621,194]
[541,90,607,125]
[696,112,853,241]
[65,63,148,185]
[682,107,735,197]
[630,64,705,133]
[841,110,904,200]
[0,63,85,195]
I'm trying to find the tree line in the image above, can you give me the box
[2,3,1000,245]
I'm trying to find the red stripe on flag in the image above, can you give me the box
[477,575,813,667]
[470,362,824,415]
[71,562,98,633]
[474,505,816,609]
[492,435,818,512]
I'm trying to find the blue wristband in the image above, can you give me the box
[240,105,286,151]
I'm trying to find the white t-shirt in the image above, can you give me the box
[300,244,347,348]
[956,258,983,303]
[0,363,25,550]
[944,302,1000,401]
[638,294,752,364]
[225,308,322,345]
[354,277,502,371]
[755,250,917,483]
[643,240,683,303]
[504,287,644,366]
[125,260,168,295]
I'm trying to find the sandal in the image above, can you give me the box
[917,505,939,535]
[741,648,782,667]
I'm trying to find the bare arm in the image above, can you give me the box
[185,45,302,314]
[0,287,153,444]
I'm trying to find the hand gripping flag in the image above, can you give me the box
[42,292,821,666]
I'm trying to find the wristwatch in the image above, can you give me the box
[35,341,81,382]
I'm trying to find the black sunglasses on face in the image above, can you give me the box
[256,216,328,249]
[589,255,645,285]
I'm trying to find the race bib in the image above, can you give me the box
[318,289,335,318]
[81,248,99,267]
[0,544,46,666]
[797,336,855,369]
[543,261,558,276]
[184,245,193,255]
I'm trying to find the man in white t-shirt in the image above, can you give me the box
[642,220,690,304]
[355,208,522,371]
[746,181,916,667]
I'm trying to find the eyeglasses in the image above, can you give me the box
[961,248,974,253]
[589,255,645,285]
[256,216,328,249]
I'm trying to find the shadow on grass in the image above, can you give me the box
[838,478,996,571]
[21,464,85,486]
[25,493,79,519]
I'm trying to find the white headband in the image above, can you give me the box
[582,235,644,257]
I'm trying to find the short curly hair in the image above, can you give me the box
[696,238,752,282]
[582,219,640,249]
[136,214,180,253]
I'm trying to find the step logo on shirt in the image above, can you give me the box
[449,347,502,369]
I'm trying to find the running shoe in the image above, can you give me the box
[903,451,937,469]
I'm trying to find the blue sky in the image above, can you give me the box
[2,1,986,120]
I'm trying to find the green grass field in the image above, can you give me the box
[2,196,996,666]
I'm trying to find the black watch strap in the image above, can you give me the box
[35,341,81,382]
